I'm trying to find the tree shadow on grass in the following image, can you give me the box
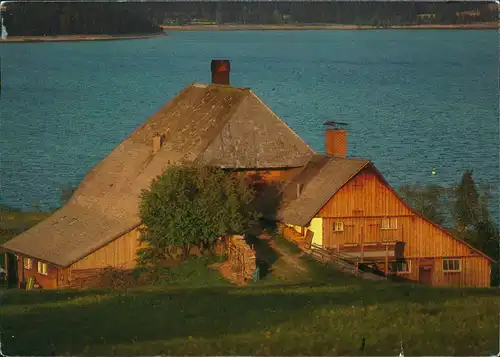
[1,280,497,356]
[0,287,109,307]
[244,234,279,279]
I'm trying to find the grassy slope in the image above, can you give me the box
[0,236,499,356]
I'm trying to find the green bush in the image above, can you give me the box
[137,165,260,268]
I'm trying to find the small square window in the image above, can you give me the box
[37,261,48,275]
[23,258,33,270]
[443,259,461,272]
[381,217,397,230]
[333,222,344,232]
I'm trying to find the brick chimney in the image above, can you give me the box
[324,121,348,158]
[211,59,230,85]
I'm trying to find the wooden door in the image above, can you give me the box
[6,253,19,288]
[419,266,433,285]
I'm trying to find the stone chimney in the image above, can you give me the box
[211,59,230,85]
[324,121,348,158]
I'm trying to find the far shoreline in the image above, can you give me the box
[0,32,168,44]
[161,23,500,31]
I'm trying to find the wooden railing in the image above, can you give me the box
[306,243,387,280]
[279,223,386,280]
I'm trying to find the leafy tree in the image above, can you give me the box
[215,2,223,25]
[138,165,260,269]
[399,183,448,226]
[272,9,283,25]
[241,5,248,24]
[0,203,21,212]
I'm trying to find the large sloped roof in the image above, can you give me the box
[2,83,314,267]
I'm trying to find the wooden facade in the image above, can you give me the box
[5,227,144,290]
[69,228,141,271]
[7,253,60,289]
[298,166,492,288]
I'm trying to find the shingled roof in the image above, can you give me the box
[2,83,314,267]
[278,156,370,226]
[278,157,495,263]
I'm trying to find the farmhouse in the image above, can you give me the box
[1,60,494,289]
[278,126,494,287]
[1,60,313,289]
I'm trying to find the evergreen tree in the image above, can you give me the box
[453,170,481,235]
[453,171,499,285]
[399,184,447,226]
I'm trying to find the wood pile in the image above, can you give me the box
[227,235,256,282]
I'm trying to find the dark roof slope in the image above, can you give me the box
[278,156,369,226]
[2,83,314,267]
[200,93,314,168]
[278,155,331,212]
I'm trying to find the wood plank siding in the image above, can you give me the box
[322,216,480,258]
[70,227,142,271]
[16,255,59,289]
[315,167,491,288]
[7,227,144,289]
[319,168,413,218]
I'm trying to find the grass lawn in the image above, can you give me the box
[0,236,499,356]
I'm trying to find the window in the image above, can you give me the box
[23,258,33,270]
[443,259,461,273]
[381,217,397,230]
[395,260,411,274]
[37,261,48,275]
[333,221,344,232]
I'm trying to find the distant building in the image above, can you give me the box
[416,13,436,22]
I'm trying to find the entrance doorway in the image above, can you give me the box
[6,253,19,288]
[419,265,433,285]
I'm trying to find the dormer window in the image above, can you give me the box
[152,134,163,154]
[296,183,303,198]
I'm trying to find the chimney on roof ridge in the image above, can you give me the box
[152,133,163,155]
[324,121,348,158]
[211,59,230,85]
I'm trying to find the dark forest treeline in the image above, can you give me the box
[159,1,499,26]
[2,1,498,36]
[3,3,163,35]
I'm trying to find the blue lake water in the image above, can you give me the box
[0,30,498,222]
